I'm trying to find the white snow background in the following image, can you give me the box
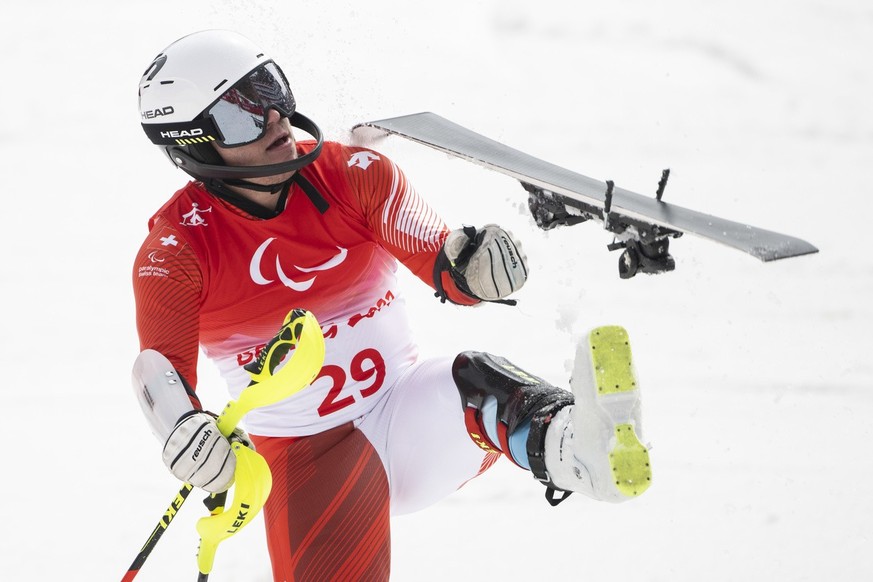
[1,0,870,580]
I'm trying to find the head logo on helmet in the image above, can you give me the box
[141,106,175,120]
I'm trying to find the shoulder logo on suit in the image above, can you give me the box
[249,238,348,292]
[347,151,380,170]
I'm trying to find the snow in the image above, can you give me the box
[1,0,870,580]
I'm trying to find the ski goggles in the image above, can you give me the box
[203,61,297,147]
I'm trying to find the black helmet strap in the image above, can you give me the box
[203,177,291,219]
[204,170,329,219]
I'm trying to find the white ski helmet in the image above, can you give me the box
[138,30,322,181]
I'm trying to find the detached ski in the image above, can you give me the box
[353,112,818,278]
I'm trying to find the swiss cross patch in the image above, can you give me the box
[147,227,185,257]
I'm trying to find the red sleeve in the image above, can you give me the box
[132,218,204,397]
[344,147,479,306]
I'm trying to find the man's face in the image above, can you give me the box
[214,109,298,178]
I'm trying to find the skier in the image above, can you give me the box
[133,29,651,581]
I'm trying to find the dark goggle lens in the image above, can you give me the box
[206,62,296,146]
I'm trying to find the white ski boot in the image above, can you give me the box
[542,325,651,503]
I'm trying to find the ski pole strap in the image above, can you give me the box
[432,246,459,304]
[452,225,483,268]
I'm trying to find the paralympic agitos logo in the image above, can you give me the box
[249,238,348,292]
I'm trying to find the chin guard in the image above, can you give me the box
[168,112,324,181]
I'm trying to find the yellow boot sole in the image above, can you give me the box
[589,326,652,497]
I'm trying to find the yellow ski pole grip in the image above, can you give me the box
[195,309,325,578]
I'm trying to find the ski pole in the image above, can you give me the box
[121,309,325,582]
[121,483,195,582]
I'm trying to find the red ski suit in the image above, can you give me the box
[133,141,495,581]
